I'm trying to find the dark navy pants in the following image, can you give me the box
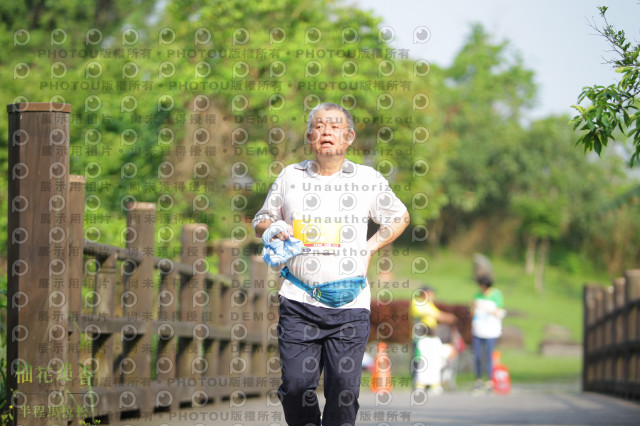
[277,296,370,426]
[473,336,497,380]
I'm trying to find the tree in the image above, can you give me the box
[437,24,536,247]
[442,25,536,209]
[1,0,454,257]
[571,6,640,166]
[0,0,157,254]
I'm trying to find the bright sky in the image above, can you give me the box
[362,0,640,119]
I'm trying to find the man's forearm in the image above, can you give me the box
[438,311,458,325]
[366,210,410,256]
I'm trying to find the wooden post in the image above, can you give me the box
[157,256,179,411]
[218,240,242,395]
[7,102,71,426]
[250,255,267,380]
[627,270,640,340]
[203,274,220,400]
[583,285,598,392]
[67,175,85,425]
[625,270,640,397]
[93,252,116,423]
[218,240,243,325]
[265,263,281,389]
[613,278,626,345]
[612,278,626,394]
[122,202,156,416]
[250,255,281,394]
[594,287,604,352]
[177,224,207,405]
[605,286,614,348]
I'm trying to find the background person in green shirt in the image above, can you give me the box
[471,275,506,392]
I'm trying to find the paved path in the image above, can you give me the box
[125,383,640,425]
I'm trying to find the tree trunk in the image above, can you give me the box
[525,235,536,275]
[535,238,550,293]
[428,218,443,247]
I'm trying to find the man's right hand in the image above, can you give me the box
[256,220,294,242]
[271,221,294,241]
[273,226,293,241]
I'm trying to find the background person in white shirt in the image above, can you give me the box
[472,275,506,392]
[253,102,409,426]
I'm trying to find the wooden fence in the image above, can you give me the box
[6,102,281,425]
[583,269,640,400]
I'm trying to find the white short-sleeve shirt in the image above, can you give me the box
[252,159,408,310]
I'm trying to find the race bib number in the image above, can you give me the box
[293,215,342,254]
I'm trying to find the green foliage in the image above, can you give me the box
[511,194,565,241]
[0,0,453,261]
[554,251,595,276]
[1,1,639,274]
[508,116,610,245]
[440,25,537,214]
[433,24,638,269]
[571,6,640,166]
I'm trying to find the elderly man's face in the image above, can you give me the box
[307,109,354,158]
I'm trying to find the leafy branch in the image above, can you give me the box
[571,6,640,165]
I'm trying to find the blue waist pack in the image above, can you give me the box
[280,266,366,308]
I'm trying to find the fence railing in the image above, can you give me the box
[6,102,280,425]
[583,269,640,400]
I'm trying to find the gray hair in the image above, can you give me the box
[306,102,354,134]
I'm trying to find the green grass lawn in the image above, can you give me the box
[498,349,582,383]
[367,247,609,384]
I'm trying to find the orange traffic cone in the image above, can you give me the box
[491,350,511,395]
[370,342,393,392]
